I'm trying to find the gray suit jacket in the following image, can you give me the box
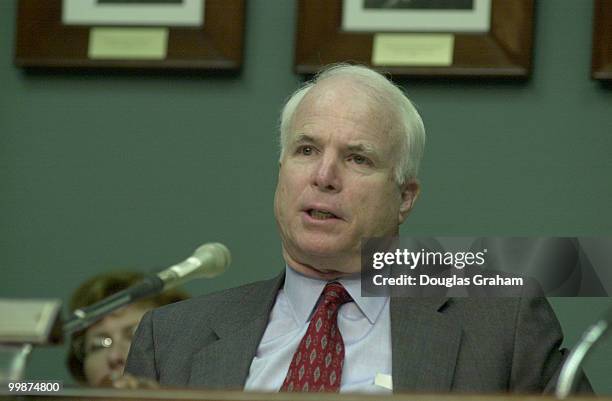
[125,273,591,393]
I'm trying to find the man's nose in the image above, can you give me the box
[312,153,342,192]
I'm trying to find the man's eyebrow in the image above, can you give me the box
[293,134,318,145]
[346,143,378,156]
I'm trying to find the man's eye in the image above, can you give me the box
[350,154,371,165]
[297,146,314,155]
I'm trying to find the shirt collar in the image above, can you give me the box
[283,265,387,325]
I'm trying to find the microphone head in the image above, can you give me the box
[193,242,231,278]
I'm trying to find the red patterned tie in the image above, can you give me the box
[280,282,353,392]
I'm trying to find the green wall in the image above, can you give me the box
[1,0,611,394]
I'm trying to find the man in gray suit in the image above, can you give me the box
[125,64,589,393]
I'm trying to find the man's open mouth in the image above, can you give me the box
[306,209,339,220]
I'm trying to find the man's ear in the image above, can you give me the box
[398,179,420,224]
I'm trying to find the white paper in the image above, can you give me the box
[375,373,393,390]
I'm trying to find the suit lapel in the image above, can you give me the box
[188,273,285,389]
[391,297,462,393]
[184,274,461,391]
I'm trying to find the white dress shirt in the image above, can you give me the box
[244,266,392,394]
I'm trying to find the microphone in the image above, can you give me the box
[555,305,612,398]
[157,242,231,289]
[63,243,230,335]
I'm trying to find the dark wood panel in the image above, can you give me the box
[14,0,244,71]
[592,0,612,80]
[295,0,534,78]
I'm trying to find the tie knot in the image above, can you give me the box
[322,282,352,306]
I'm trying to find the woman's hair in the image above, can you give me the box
[66,271,189,383]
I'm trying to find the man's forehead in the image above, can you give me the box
[292,93,384,136]
[287,77,398,150]
[292,100,394,138]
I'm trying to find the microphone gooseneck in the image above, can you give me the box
[555,305,612,398]
[62,243,230,335]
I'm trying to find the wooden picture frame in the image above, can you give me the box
[295,0,534,78]
[14,0,245,71]
[592,0,612,80]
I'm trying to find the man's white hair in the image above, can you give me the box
[278,64,426,185]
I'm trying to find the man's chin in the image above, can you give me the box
[283,249,359,280]
[287,263,351,280]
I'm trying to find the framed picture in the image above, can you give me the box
[14,0,244,71]
[295,0,535,78]
[592,0,612,80]
[343,0,492,32]
[62,0,204,26]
